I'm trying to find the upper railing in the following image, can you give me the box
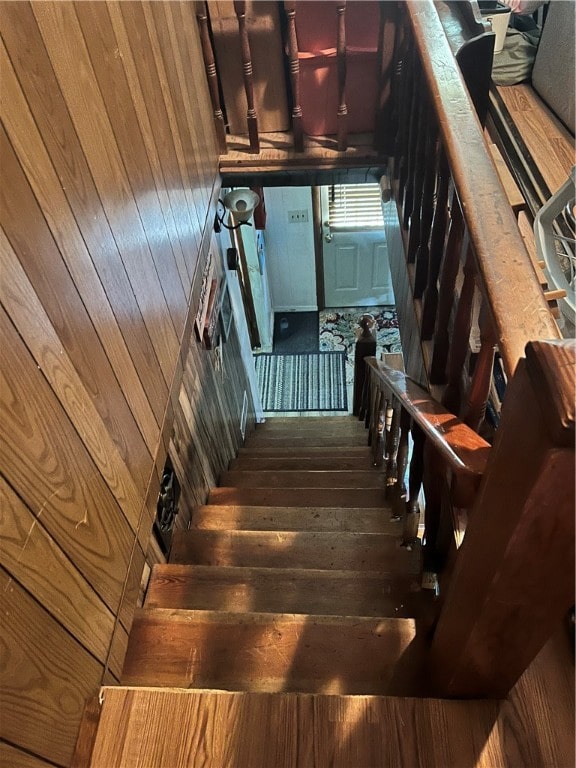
[196,1,501,170]
[395,1,560,382]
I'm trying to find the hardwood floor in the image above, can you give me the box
[91,627,574,768]
[497,84,574,195]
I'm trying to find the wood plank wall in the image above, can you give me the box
[0,3,255,765]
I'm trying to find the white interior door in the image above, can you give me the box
[321,185,395,307]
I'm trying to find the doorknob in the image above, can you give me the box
[323,221,332,243]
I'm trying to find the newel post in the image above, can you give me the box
[353,315,377,416]
[429,340,575,698]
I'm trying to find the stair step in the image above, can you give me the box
[208,487,387,507]
[239,445,371,458]
[254,424,367,438]
[219,470,385,489]
[257,416,358,428]
[121,609,424,695]
[145,564,432,618]
[229,455,376,471]
[91,687,502,768]
[169,530,420,573]
[191,505,400,532]
[245,435,368,448]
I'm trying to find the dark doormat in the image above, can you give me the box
[273,311,319,354]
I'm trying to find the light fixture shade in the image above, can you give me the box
[222,189,260,223]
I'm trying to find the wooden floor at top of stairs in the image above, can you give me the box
[91,687,505,768]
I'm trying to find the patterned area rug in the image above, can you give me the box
[319,306,401,386]
[255,352,348,412]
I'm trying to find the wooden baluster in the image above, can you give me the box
[391,407,410,521]
[284,2,304,152]
[358,363,370,422]
[403,421,424,547]
[462,302,498,433]
[367,375,381,444]
[384,401,401,499]
[413,124,439,298]
[405,88,427,249]
[336,2,348,152]
[196,2,227,154]
[421,148,450,339]
[371,390,386,467]
[374,0,386,149]
[442,248,476,415]
[392,21,410,179]
[430,198,466,385]
[402,64,423,231]
[233,1,260,153]
[364,374,374,430]
[397,46,417,197]
[421,442,446,574]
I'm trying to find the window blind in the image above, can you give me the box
[328,183,384,231]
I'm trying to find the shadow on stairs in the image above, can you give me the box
[83,416,572,767]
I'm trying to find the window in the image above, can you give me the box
[328,183,384,231]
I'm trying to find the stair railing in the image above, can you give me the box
[360,357,490,575]
[390,0,560,399]
[360,341,574,698]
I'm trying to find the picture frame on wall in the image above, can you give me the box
[219,280,233,342]
[194,250,214,342]
[202,278,223,350]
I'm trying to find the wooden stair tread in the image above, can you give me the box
[258,416,358,426]
[245,435,369,447]
[121,609,424,695]
[145,563,433,619]
[208,487,387,508]
[486,136,526,213]
[239,445,371,457]
[91,687,508,768]
[191,504,400,532]
[169,530,420,573]
[256,417,366,432]
[229,455,377,470]
[219,469,385,489]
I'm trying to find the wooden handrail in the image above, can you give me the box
[405,1,560,377]
[365,357,490,483]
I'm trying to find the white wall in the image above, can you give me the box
[263,187,317,312]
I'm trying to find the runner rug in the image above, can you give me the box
[254,352,348,412]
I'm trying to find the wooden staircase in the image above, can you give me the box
[121,416,431,697]
[86,416,571,766]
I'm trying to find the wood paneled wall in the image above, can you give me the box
[0,3,254,765]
